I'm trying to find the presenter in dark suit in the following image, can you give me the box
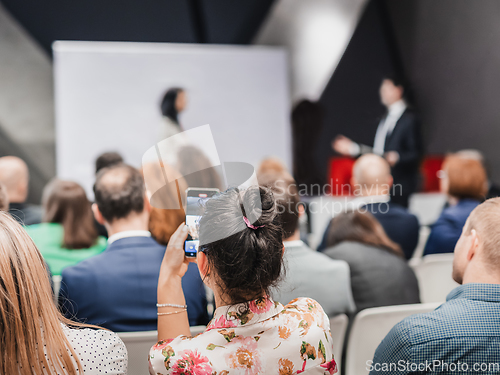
[333,76,423,207]
[59,164,208,331]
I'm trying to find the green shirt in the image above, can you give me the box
[25,223,107,276]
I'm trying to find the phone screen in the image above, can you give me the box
[185,188,219,257]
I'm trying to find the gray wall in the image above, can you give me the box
[0,3,55,202]
[386,0,500,183]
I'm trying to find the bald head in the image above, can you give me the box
[352,154,392,196]
[453,197,500,284]
[93,164,146,223]
[0,156,29,203]
[465,198,500,265]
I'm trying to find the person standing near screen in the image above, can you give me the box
[160,88,187,140]
[332,76,422,207]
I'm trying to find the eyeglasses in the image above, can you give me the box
[437,170,447,179]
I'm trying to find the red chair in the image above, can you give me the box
[421,156,444,193]
[327,157,356,195]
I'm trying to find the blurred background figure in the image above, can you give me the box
[424,153,487,256]
[142,161,187,245]
[256,156,288,178]
[177,145,223,190]
[291,99,325,195]
[160,87,187,139]
[455,149,500,200]
[0,156,42,225]
[323,210,420,313]
[261,171,356,316]
[317,154,419,259]
[95,151,124,175]
[94,151,125,238]
[332,76,422,207]
[0,183,9,211]
[25,179,106,276]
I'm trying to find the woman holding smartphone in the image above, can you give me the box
[148,186,337,375]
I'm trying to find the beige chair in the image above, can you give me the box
[345,303,441,375]
[329,314,349,371]
[411,225,431,260]
[410,253,459,303]
[118,326,206,375]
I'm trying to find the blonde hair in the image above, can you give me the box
[0,211,91,374]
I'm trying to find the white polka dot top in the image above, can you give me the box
[63,325,128,374]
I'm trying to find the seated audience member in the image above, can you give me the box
[25,180,106,276]
[260,172,356,316]
[177,145,223,190]
[0,156,42,225]
[371,198,500,374]
[456,149,500,199]
[0,211,127,374]
[95,151,124,174]
[256,156,288,178]
[59,164,208,331]
[149,187,337,374]
[94,151,124,238]
[143,162,187,245]
[323,211,420,312]
[424,154,487,255]
[0,182,9,211]
[318,154,419,259]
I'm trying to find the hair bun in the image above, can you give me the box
[240,186,277,227]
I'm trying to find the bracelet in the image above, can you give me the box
[157,309,187,316]
[157,303,188,308]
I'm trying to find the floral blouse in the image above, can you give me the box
[149,297,337,375]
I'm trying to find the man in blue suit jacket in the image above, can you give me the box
[59,164,208,331]
[318,154,419,259]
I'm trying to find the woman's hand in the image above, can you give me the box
[159,223,195,282]
[157,223,194,340]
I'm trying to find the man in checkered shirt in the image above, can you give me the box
[369,197,500,374]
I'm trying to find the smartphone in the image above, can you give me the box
[184,187,219,257]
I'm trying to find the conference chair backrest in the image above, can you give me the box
[52,275,62,303]
[410,253,459,303]
[329,314,349,371]
[118,326,206,375]
[408,192,447,226]
[411,225,431,260]
[345,303,441,375]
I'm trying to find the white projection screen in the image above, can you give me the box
[53,41,290,196]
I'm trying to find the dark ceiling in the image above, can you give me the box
[1,0,275,54]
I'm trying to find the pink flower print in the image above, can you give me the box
[225,335,263,375]
[207,314,237,330]
[320,358,338,374]
[153,338,174,351]
[249,296,273,314]
[171,350,212,375]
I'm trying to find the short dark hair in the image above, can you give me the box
[93,164,145,223]
[95,152,124,175]
[199,186,284,305]
[258,172,300,239]
[383,73,405,88]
